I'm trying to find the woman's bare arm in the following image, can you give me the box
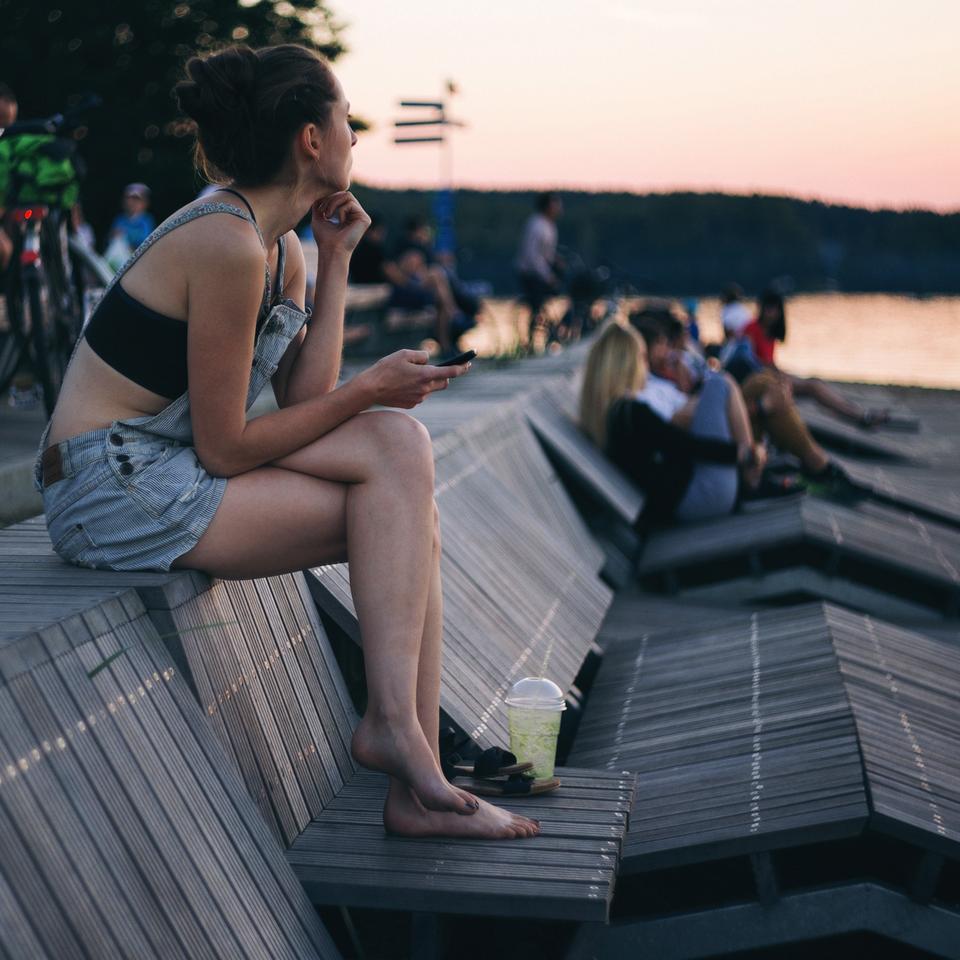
[186,220,465,477]
[281,245,349,404]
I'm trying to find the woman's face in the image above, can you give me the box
[316,76,357,192]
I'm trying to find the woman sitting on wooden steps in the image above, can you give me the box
[34,43,538,841]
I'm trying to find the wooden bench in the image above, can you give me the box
[2,518,633,957]
[566,601,960,959]
[0,574,341,960]
[637,496,960,617]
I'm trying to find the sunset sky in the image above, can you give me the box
[332,0,960,211]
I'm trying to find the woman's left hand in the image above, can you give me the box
[311,191,371,257]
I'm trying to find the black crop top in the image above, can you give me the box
[83,190,285,399]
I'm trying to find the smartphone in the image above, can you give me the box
[435,350,476,367]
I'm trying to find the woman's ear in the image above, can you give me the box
[298,123,323,163]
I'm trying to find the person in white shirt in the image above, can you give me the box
[720,282,753,337]
[515,191,561,347]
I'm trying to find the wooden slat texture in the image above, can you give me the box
[2,510,629,927]
[0,591,339,960]
[288,768,634,921]
[827,607,960,854]
[571,598,960,878]
[570,604,869,872]
[638,497,960,611]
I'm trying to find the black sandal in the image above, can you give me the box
[444,746,534,780]
[454,772,561,797]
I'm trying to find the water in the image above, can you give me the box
[467,293,960,390]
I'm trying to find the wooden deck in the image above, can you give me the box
[0,582,340,959]
[3,366,959,957]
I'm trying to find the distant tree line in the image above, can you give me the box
[353,185,960,297]
[0,0,343,239]
[3,2,956,297]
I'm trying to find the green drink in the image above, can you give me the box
[505,677,566,779]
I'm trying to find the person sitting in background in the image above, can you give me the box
[720,282,752,338]
[580,321,766,527]
[632,309,861,499]
[109,182,155,250]
[382,215,462,355]
[745,288,889,428]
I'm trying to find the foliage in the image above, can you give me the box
[351,184,960,296]
[0,0,345,239]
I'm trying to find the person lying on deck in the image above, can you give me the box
[33,43,537,842]
[634,308,863,501]
[579,320,767,527]
[744,288,890,428]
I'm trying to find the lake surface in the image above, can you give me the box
[468,293,960,390]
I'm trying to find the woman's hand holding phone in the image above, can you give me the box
[358,349,472,409]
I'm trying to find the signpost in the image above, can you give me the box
[394,84,464,253]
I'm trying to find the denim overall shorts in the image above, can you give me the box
[34,201,309,571]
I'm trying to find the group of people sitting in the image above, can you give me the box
[580,290,883,528]
[348,213,482,356]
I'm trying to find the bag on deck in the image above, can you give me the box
[0,133,80,209]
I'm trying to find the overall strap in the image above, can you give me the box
[99,201,265,304]
[274,234,287,301]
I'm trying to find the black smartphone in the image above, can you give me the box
[435,350,477,367]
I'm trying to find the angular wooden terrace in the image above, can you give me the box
[1,343,959,958]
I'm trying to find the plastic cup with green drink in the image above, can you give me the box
[505,677,566,779]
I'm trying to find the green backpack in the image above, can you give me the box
[0,133,80,209]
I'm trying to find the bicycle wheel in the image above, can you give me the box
[0,265,29,393]
[26,218,80,415]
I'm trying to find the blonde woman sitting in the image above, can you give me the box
[580,321,764,527]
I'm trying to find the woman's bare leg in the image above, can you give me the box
[179,412,471,816]
[383,523,539,838]
[176,412,538,837]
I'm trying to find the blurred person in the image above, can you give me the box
[383,216,463,354]
[745,289,889,428]
[580,320,766,527]
[108,182,156,251]
[35,43,535,842]
[515,191,562,347]
[720,282,751,337]
[632,310,860,499]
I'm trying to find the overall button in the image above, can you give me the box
[109,433,124,446]
[116,454,130,463]
[119,462,134,476]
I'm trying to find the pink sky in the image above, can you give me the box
[330,0,960,211]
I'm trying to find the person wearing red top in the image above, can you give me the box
[750,289,888,428]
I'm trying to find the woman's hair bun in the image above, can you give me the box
[174,43,336,186]
[175,46,257,127]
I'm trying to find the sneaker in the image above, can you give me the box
[805,462,868,504]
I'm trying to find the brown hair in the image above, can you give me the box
[175,44,338,186]
[579,321,647,449]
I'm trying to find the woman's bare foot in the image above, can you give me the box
[384,781,541,839]
[352,713,479,815]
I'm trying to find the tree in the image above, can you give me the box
[0,0,346,240]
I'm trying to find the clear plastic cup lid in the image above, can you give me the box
[504,676,566,711]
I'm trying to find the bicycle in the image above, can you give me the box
[0,96,108,415]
